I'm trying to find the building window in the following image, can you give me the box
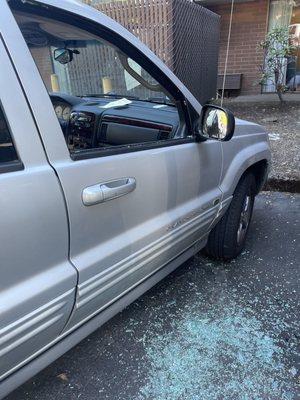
[263,0,300,92]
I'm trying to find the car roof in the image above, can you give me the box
[23,0,201,112]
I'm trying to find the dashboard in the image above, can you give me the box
[49,93,180,152]
[53,102,71,121]
[50,93,83,123]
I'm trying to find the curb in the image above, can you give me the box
[264,178,300,194]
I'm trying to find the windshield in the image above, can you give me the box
[13,11,173,104]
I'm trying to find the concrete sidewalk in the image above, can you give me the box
[224,92,300,104]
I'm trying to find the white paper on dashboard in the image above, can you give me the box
[99,98,132,109]
[153,104,167,108]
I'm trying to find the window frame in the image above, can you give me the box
[0,101,23,174]
[10,1,196,161]
[71,137,195,161]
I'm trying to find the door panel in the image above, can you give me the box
[2,2,222,332]
[53,141,222,330]
[0,40,77,380]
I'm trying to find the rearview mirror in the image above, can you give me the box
[197,104,235,142]
[54,48,80,65]
[54,48,73,64]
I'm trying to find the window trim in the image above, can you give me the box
[10,1,196,161]
[0,100,22,173]
[71,137,195,161]
[0,159,24,174]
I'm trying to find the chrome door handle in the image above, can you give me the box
[82,177,136,206]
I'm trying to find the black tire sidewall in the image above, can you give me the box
[222,173,256,259]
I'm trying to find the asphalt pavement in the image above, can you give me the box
[6,192,300,400]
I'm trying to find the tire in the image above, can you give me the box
[205,173,256,260]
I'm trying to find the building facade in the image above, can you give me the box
[200,0,300,96]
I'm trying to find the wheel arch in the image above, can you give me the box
[240,159,269,195]
[220,142,270,198]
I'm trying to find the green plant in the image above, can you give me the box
[258,26,295,102]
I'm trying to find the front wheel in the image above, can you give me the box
[205,173,256,260]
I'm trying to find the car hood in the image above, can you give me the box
[234,117,267,137]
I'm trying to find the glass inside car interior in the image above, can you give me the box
[12,9,182,155]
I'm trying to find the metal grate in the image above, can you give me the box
[83,0,220,104]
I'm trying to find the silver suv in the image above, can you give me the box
[0,0,271,397]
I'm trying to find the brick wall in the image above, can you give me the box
[207,0,269,95]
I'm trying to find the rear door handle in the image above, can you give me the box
[82,177,136,206]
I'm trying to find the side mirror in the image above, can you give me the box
[196,104,235,142]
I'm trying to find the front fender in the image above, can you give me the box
[220,138,271,198]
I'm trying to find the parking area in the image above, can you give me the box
[6,192,300,400]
